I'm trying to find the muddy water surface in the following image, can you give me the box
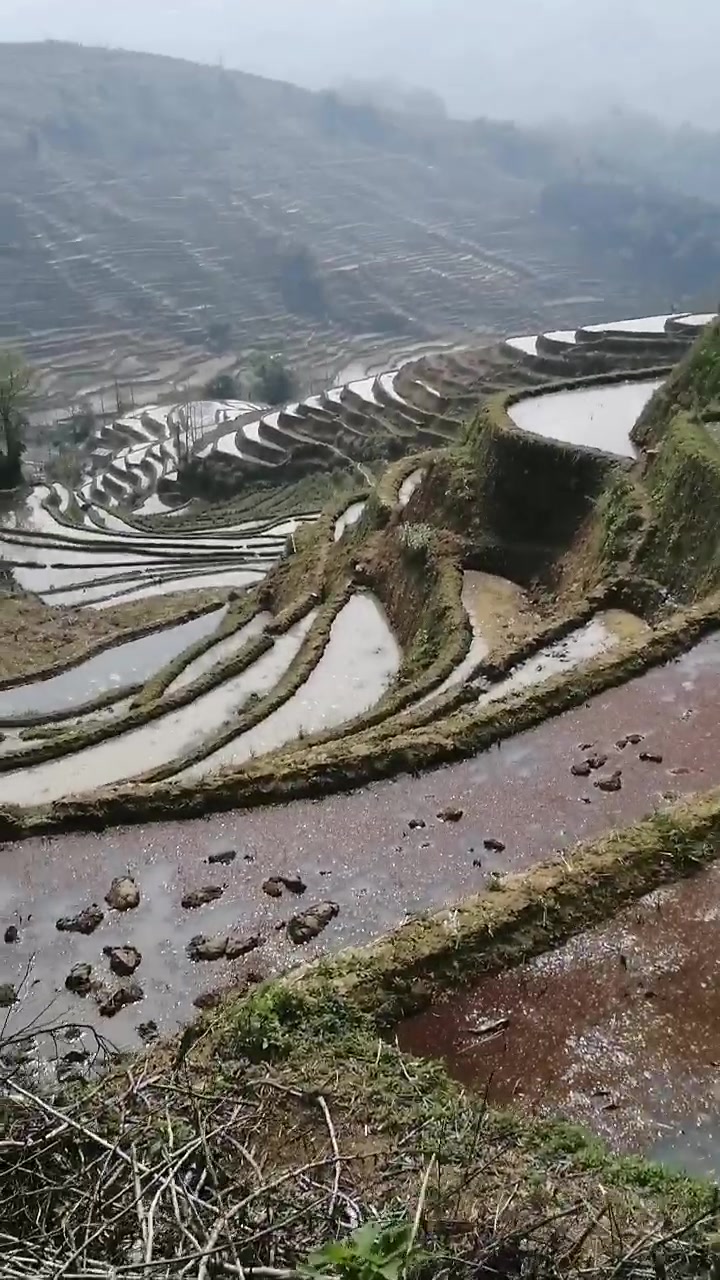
[334,502,366,542]
[398,867,720,1179]
[1,633,719,1051]
[414,572,493,707]
[399,469,425,507]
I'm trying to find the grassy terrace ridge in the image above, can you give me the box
[3,796,720,1278]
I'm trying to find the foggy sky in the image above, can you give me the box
[2,0,719,129]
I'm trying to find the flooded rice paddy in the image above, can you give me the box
[479,611,650,705]
[181,593,400,778]
[399,469,426,507]
[509,379,664,457]
[334,501,366,542]
[1,631,719,1052]
[163,613,270,695]
[397,865,720,1179]
[0,615,316,806]
[0,609,226,720]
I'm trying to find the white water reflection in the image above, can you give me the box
[414,572,490,707]
[334,501,366,542]
[164,613,270,694]
[183,593,400,779]
[0,615,316,806]
[88,570,264,609]
[507,335,538,355]
[509,379,664,457]
[399,468,425,507]
[477,613,637,705]
[0,608,226,720]
[583,315,676,334]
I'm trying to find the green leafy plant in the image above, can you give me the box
[301,1219,423,1280]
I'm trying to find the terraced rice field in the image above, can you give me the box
[2,308,720,1188]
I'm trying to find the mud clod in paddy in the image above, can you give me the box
[181,885,224,910]
[97,979,144,1018]
[56,904,104,935]
[104,944,142,976]
[207,849,237,866]
[437,807,463,823]
[105,877,140,912]
[65,963,93,995]
[287,901,339,944]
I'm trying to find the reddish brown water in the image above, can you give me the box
[397,867,720,1179]
[1,634,719,1056]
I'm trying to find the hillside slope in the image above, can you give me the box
[2,42,720,402]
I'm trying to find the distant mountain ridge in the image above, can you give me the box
[1,41,719,401]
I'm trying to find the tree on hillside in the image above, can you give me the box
[204,372,241,400]
[206,319,233,354]
[276,242,327,320]
[66,401,97,445]
[0,352,33,489]
[249,354,297,406]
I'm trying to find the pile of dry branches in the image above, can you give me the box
[0,1003,717,1280]
[0,1050,368,1280]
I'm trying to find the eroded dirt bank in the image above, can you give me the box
[397,865,720,1180]
[1,634,719,1052]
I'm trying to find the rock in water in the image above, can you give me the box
[65,963,93,996]
[594,770,622,793]
[187,934,228,962]
[3,925,19,944]
[483,837,506,853]
[181,885,224,910]
[639,751,663,764]
[262,879,283,899]
[586,754,608,771]
[138,1020,159,1045]
[263,875,307,898]
[437,807,464,823]
[287,901,339,945]
[571,762,591,778]
[105,877,140,912]
[278,875,306,895]
[207,849,237,866]
[56,904,104,935]
[103,945,142,977]
[0,983,17,1008]
[224,932,264,960]
[97,979,143,1018]
[187,931,264,961]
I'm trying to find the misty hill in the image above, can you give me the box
[560,109,720,209]
[2,42,720,400]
